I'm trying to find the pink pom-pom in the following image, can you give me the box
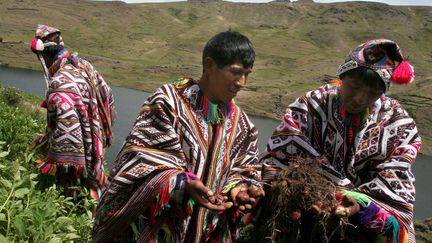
[391,60,415,85]
[30,38,44,53]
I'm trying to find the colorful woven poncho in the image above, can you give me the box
[92,78,262,242]
[33,50,116,200]
[260,80,421,243]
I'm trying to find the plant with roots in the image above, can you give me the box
[262,160,353,243]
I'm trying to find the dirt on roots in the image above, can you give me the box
[257,160,349,243]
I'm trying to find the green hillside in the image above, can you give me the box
[0,0,431,153]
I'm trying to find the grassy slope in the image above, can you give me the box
[0,0,431,153]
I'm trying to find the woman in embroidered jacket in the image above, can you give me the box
[92,31,264,242]
[30,25,116,200]
[260,39,421,242]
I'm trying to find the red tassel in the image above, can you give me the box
[186,201,193,215]
[341,106,347,119]
[30,38,44,53]
[76,165,82,177]
[150,203,156,225]
[40,163,51,174]
[159,182,170,206]
[391,61,415,84]
[40,100,47,108]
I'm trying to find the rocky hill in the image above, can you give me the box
[0,0,431,153]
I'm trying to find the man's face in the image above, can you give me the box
[205,59,252,104]
[339,76,383,114]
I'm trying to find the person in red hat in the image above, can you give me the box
[31,24,116,201]
[260,39,420,242]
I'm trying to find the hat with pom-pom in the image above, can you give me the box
[336,39,414,93]
[30,24,64,53]
[30,25,66,90]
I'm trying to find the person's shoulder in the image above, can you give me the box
[233,104,246,117]
[232,104,257,128]
[381,96,413,120]
[306,80,339,100]
[382,96,404,110]
[145,81,184,103]
[78,58,98,76]
[51,65,78,84]
[296,82,335,107]
[49,66,82,92]
[78,58,93,68]
[159,77,198,97]
[153,82,177,96]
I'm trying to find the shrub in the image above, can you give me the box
[1,87,23,107]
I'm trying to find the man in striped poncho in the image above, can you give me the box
[260,39,421,242]
[30,24,116,200]
[92,31,264,242]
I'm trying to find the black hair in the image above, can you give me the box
[339,66,386,93]
[202,31,255,69]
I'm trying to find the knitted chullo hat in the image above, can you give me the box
[336,39,415,93]
[30,24,64,53]
[30,24,67,89]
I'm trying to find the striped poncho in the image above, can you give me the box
[92,78,262,242]
[34,54,116,200]
[260,80,421,243]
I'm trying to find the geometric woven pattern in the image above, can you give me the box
[93,79,261,242]
[260,81,421,242]
[34,57,116,200]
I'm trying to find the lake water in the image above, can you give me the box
[1,65,430,220]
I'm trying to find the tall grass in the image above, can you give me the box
[0,86,95,242]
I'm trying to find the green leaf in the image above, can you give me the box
[0,179,12,189]
[66,225,76,232]
[29,173,38,180]
[13,188,30,198]
[0,234,10,243]
[0,188,7,196]
[14,170,21,181]
[13,217,26,237]
[86,210,93,219]
[0,213,5,221]
[48,237,61,243]
[55,216,73,226]
[0,151,9,158]
[14,177,29,189]
[65,233,80,240]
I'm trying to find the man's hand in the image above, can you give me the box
[230,184,264,211]
[185,180,233,211]
[335,195,360,217]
